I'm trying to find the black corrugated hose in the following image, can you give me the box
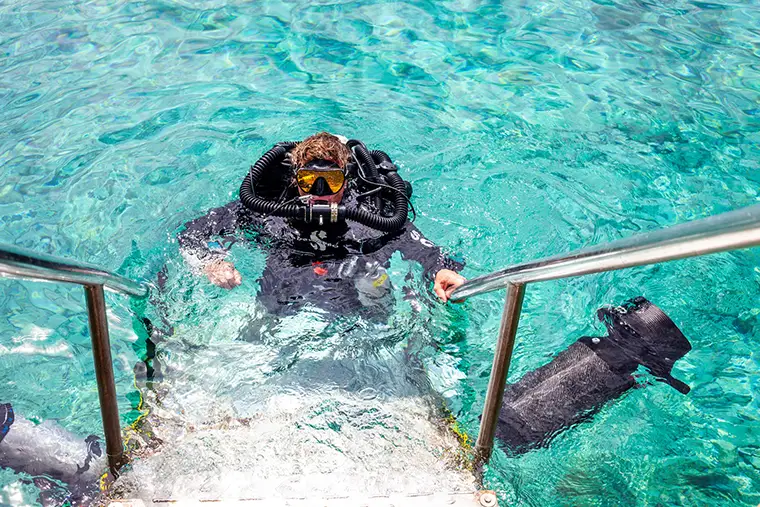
[240,141,410,232]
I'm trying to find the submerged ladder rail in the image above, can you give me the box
[450,204,760,466]
[3,206,760,478]
[0,244,148,475]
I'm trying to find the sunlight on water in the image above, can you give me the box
[1,0,759,504]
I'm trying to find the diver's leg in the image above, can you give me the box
[496,297,692,454]
[0,403,105,503]
[133,266,175,384]
[236,313,281,343]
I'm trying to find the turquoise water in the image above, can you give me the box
[2,0,760,504]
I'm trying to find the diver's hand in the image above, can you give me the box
[434,269,466,303]
[204,259,242,289]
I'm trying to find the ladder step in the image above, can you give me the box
[109,491,499,507]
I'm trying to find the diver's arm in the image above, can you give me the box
[177,201,249,288]
[395,223,464,276]
[177,201,242,264]
[395,223,466,301]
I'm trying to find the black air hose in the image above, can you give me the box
[371,149,412,197]
[370,150,393,166]
[347,140,382,210]
[341,170,408,231]
[239,143,301,217]
[347,140,379,177]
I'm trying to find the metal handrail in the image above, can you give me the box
[0,243,148,475]
[5,205,760,474]
[450,203,760,465]
[0,244,146,297]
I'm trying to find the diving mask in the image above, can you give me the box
[296,160,346,196]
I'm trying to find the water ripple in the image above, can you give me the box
[1,0,760,504]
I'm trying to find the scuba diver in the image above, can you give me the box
[173,133,694,454]
[177,132,466,318]
[0,134,695,503]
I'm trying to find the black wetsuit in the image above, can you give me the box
[177,200,463,318]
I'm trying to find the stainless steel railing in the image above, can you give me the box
[4,204,760,474]
[0,244,146,297]
[0,244,148,475]
[450,203,760,465]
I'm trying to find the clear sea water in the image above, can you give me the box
[1,0,760,504]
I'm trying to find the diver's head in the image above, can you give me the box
[291,132,351,204]
[240,134,410,232]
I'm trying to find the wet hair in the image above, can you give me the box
[290,132,351,169]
